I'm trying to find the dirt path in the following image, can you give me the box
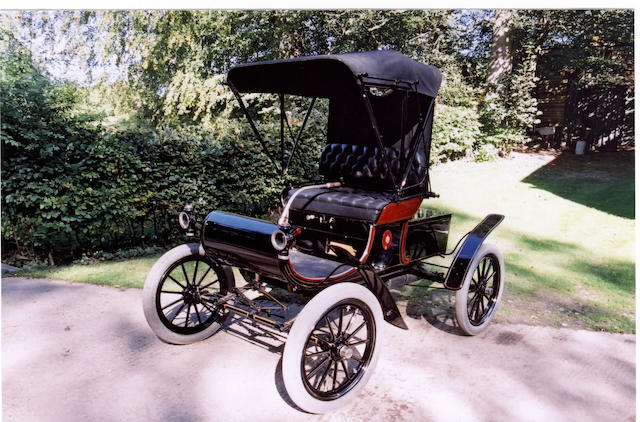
[2,277,635,422]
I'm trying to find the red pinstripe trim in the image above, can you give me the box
[400,221,410,265]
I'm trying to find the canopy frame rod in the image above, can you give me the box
[357,77,399,196]
[279,93,285,170]
[227,80,282,173]
[284,97,317,176]
[398,97,436,191]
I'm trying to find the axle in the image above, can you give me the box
[209,281,297,333]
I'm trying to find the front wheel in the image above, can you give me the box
[143,243,234,344]
[455,243,505,335]
[282,283,384,414]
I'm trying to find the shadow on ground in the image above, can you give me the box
[521,151,635,219]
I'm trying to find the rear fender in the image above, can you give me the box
[443,214,504,290]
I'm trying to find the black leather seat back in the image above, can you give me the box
[319,143,426,191]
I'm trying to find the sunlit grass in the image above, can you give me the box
[421,151,634,333]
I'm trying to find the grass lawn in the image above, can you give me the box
[15,151,635,333]
[406,150,634,333]
[17,255,161,289]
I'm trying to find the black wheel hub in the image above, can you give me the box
[183,284,201,305]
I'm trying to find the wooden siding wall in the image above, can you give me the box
[536,75,568,126]
[536,73,634,149]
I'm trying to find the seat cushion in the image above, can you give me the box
[288,186,394,222]
[319,143,427,190]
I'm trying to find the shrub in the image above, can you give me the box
[478,62,539,152]
[1,38,322,262]
[474,143,500,162]
[431,66,482,163]
[478,127,527,155]
[432,104,481,163]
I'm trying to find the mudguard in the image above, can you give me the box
[361,268,408,330]
[330,245,408,330]
[443,214,504,290]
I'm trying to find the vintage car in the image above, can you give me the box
[142,50,505,414]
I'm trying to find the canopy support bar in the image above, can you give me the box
[285,97,317,176]
[400,90,406,172]
[279,93,285,170]
[228,80,281,173]
[357,78,398,195]
[283,109,296,145]
[399,98,435,190]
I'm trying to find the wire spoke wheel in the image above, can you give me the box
[143,243,234,344]
[301,300,375,401]
[156,256,226,335]
[455,243,505,336]
[282,283,383,414]
[466,255,500,326]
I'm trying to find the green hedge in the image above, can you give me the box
[1,37,322,262]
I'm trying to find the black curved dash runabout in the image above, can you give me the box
[143,50,505,414]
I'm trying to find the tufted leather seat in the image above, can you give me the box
[287,143,426,222]
[319,143,426,189]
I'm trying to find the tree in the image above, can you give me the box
[95,10,460,125]
[486,9,513,88]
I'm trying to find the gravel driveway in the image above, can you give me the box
[2,276,635,421]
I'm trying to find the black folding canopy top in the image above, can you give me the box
[227,50,442,98]
[227,50,442,195]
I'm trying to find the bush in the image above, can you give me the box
[1,37,323,263]
[474,143,500,162]
[478,62,539,152]
[431,66,482,163]
[479,127,527,155]
[2,116,305,262]
[1,33,105,262]
[432,104,481,163]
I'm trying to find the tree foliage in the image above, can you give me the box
[92,10,459,125]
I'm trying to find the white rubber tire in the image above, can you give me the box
[142,243,233,345]
[282,283,384,414]
[455,243,505,336]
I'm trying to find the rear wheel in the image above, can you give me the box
[282,283,383,414]
[455,243,504,335]
[143,243,234,344]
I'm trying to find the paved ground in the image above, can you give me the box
[2,276,635,422]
